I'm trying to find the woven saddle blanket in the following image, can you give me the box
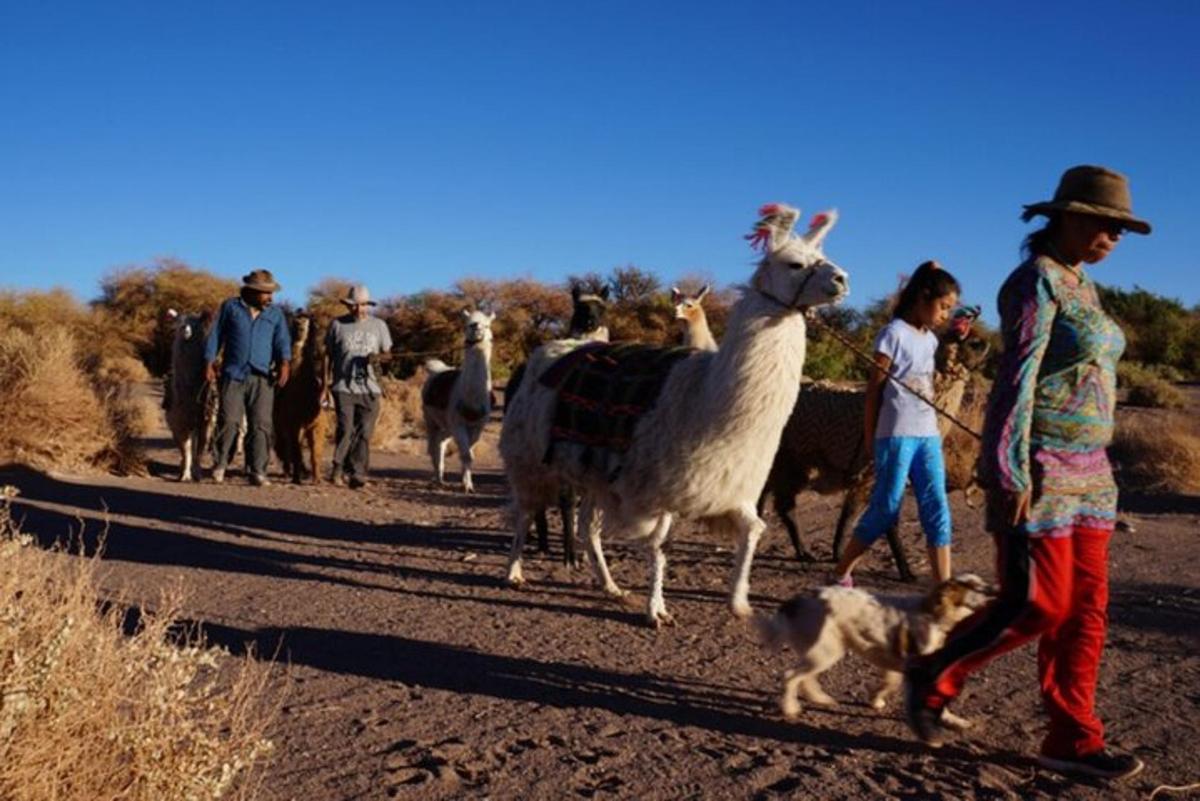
[539,342,694,475]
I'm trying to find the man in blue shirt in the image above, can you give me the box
[204,269,291,486]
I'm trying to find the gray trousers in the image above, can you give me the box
[332,391,381,477]
[215,373,274,476]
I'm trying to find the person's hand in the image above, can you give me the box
[204,362,217,384]
[1005,489,1032,526]
[277,362,290,388]
[321,388,333,409]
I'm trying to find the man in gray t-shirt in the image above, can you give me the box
[324,285,393,487]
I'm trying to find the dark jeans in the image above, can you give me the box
[333,391,381,477]
[215,373,273,477]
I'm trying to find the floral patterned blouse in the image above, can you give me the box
[982,255,1126,498]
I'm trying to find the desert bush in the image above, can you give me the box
[1111,412,1200,495]
[0,487,275,800]
[1119,362,1185,409]
[95,259,238,375]
[372,371,428,452]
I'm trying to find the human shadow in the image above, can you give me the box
[0,465,509,554]
[1109,578,1200,645]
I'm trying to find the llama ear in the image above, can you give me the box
[745,203,801,254]
[697,284,711,302]
[670,286,682,303]
[461,308,472,320]
[599,285,611,302]
[571,285,582,303]
[802,209,839,248]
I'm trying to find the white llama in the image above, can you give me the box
[671,284,719,351]
[502,204,849,626]
[422,309,495,493]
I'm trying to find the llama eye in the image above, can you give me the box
[787,262,806,270]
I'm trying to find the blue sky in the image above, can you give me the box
[2,1,1197,318]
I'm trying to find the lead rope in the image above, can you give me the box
[804,312,984,442]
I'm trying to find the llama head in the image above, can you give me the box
[175,312,207,344]
[568,284,610,338]
[746,204,849,311]
[290,309,312,347]
[671,284,710,322]
[462,308,495,347]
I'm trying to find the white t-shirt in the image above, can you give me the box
[873,318,940,439]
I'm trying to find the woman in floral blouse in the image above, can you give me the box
[905,166,1151,782]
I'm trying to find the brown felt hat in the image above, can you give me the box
[242,269,281,292]
[1022,165,1151,235]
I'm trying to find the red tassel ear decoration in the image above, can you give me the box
[810,212,829,228]
[758,202,782,217]
[744,226,772,252]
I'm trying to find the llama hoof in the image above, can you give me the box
[646,609,675,628]
[870,697,888,711]
[731,599,754,619]
[177,473,193,483]
[505,569,526,588]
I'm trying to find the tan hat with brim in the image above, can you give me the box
[342,285,377,306]
[242,269,281,292]
[1022,165,1151,235]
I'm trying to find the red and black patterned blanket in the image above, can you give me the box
[539,342,694,475]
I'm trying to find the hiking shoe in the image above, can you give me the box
[250,473,270,487]
[212,466,226,485]
[1037,749,1145,781]
[903,667,948,748]
[348,475,367,490]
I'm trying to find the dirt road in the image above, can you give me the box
[5,420,1199,800]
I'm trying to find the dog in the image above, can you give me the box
[757,574,994,727]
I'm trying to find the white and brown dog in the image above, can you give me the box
[758,574,994,727]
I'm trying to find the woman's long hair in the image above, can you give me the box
[1020,211,1062,259]
[893,261,961,321]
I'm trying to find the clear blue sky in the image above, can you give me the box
[2,0,1197,318]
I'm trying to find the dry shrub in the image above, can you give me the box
[1125,377,1185,409]
[0,326,117,471]
[373,369,428,452]
[1111,411,1200,495]
[0,487,275,800]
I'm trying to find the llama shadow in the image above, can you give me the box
[1118,491,1200,516]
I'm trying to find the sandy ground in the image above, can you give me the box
[4,401,1199,801]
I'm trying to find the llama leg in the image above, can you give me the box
[775,491,814,562]
[453,427,475,493]
[645,513,674,628]
[308,425,322,485]
[428,432,448,484]
[872,670,903,710]
[582,498,624,598]
[833,482,869,561]
[505,508,531,586]
[885,524,916,583]
[560,489,577,568]
[728,503,765,618]
[179,435,193,482]
[534,509,550,553]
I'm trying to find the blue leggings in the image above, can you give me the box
[853,436,952,548]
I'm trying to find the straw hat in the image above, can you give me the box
[1022,165,1151,235]
[242,269,282,292]
[342,285,377,307]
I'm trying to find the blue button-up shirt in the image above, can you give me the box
[204,298,291,381]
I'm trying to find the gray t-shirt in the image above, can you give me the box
[873,318,940,439]
[325,315,393,395]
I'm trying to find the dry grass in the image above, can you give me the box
[1112,410,1200,495]
[373,369,428,453]
[0,487,275,800]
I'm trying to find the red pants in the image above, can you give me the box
[916,526,1111,758]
